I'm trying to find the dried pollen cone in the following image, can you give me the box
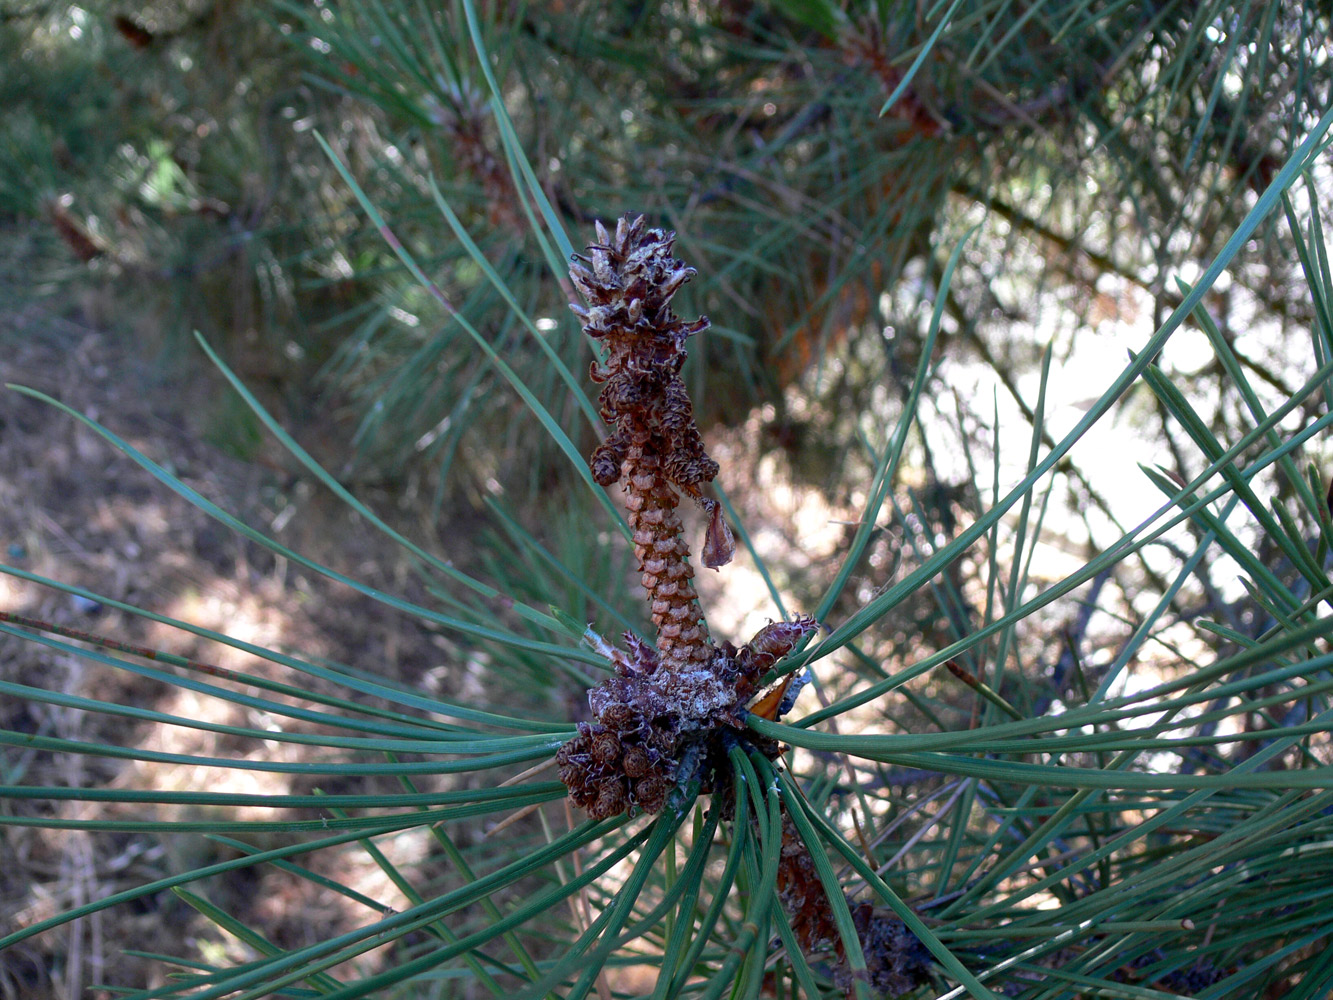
[569,214,729,674]
[562,217,924,992]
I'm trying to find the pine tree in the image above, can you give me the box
[4,3,1333,998]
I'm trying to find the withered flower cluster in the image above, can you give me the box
[556,615,818,818]
[776,813,930,995]
[555,215,928,996]
[573,215,724,674]
[556,214,814,817]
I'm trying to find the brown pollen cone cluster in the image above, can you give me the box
[554,215,928,995]
[556,215,813,818]
[574,215,721,674]
[775,813,930,996]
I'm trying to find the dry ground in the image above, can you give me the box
[0,299,486,999]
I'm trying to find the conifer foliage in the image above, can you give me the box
[4,3,1333,999]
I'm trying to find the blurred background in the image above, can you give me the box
[2,1,1331,997]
